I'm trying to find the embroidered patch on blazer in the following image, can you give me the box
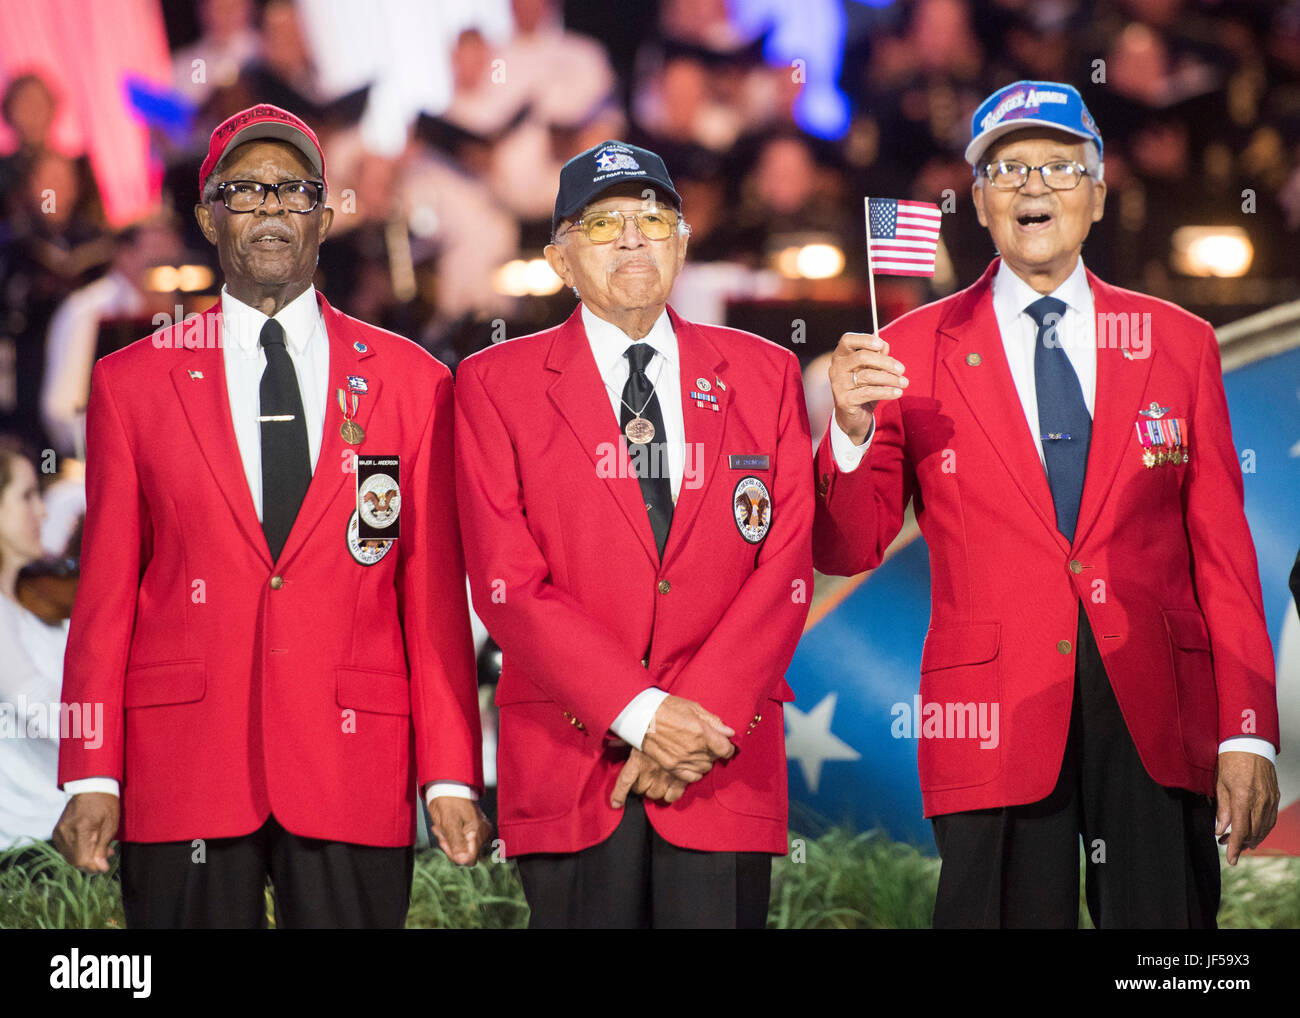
[347,510,394,565]
[733,476,772,544]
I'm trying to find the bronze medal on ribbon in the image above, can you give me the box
[338,388,365,445]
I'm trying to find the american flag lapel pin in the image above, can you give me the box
[187,370,204,380]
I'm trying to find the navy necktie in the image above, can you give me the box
[621,342,673,558]
[1027,296,1091,542]
[259,318,312,560]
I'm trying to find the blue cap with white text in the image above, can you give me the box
[966,80,1102,167]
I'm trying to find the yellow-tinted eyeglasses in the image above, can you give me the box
[560,207,684,243]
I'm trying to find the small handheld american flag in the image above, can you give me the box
[865,197,942,276]
[863,196,942,333]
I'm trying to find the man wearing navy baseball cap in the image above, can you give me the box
[456,140,814,927]
[815,81,1280,927]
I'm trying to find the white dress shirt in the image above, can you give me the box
[828,258,1273,763]
[0,595,71,848]
[66,286,476,803]
[580,304,684,749]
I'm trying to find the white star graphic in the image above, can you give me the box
[784,692,861,795]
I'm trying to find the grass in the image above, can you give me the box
[3,833,1297,929]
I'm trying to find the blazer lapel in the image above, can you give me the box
[939,261,1064,544]
[545,307,660,566]
[661,307,726,568]
[1072,272,1155,548]
[275,294,380,568]
[169,304,272,567]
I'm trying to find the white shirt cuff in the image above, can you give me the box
[1217,737,1276,763]
[829,413,874,473]
[64,777,120,797]
[610,687,670,751]
[424,781,478,806]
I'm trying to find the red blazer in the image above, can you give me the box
[455,305,813,855]
[813,259,1280,817]
[58,294,482,846]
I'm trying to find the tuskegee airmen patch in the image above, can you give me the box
[733,476,772,544]
[347,510,393,565]
[356,455,401,539]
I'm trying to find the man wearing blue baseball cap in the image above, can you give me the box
[814,81,1280,927]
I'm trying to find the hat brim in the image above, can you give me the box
[553,176,682,231]
[210,123,325,187]
[965,119,1099,167]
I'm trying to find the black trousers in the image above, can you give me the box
[120,814,414,929]
[930,604,1220,929]
[514,796,772,929]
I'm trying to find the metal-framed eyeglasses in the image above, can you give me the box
[213,179,325,213]
[559,207,686,243]
[981,160,1092,191]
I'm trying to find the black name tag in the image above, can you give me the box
[356,455,401,539]
[728,454,770,470]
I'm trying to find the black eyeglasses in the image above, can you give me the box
[981,160,1091,191]
[213,179,324,213]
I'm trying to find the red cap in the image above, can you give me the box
[199,104,326,194]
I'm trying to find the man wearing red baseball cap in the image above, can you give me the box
[54,104,489,928]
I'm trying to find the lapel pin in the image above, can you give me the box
[1122,349,1135,361]
[353,341,368,353]
[696,377,711,392]
[187,369,204,380]
[1139,402,1169,419]
[966,352,982,366]
[347,374,369,393]
[715,376,726,391]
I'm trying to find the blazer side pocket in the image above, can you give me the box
[123,659,205,708]
[916,622,1003,791]
[1162,608,1218,772]
[336,667,411,716]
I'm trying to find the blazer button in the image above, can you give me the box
[1057,639,1072,654]
[1069,560,1082,574]
[658,580,671,594]
[270,575,284,590]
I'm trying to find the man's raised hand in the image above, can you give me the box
[829,332,908,444]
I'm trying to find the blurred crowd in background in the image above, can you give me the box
[2,0,1300,461]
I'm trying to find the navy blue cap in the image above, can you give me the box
[552,140,682,234]
[966,81,1102,166]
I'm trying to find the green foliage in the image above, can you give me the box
[770,829,940,928]
[4,833,1298,929]
[0,840,124,929]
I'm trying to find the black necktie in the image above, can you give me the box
[1028,295,1091,542]
[620,342,673,558]
[259,318,312,560]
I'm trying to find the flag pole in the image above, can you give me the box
[863,196,880,337]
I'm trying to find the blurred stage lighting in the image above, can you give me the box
[1170,226,1253,278]
[775,241,846,280]
[145,264,215,292]
[494,258,563,297]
